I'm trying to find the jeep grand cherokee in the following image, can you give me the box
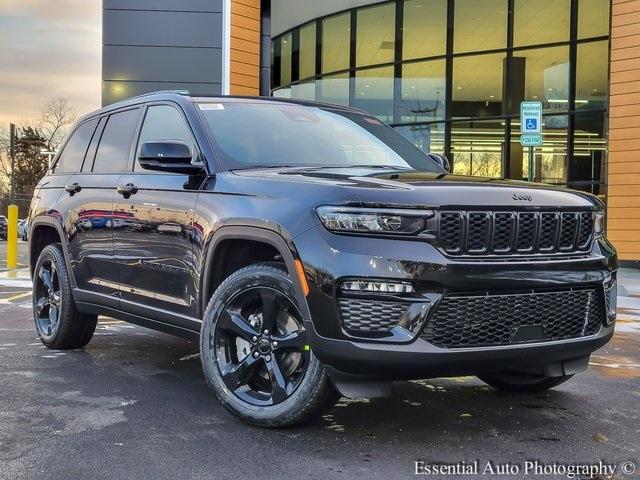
[28,91,617,427]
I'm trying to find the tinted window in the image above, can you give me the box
[135,105,194,171]
[54,119,98,173]
[82,117,107,172]
[92,108,140,173]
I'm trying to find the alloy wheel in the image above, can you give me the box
[34,259,62,337]
[212,286,309,406]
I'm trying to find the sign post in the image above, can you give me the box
[520,101,543,182]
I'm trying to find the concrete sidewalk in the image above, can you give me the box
[617,268,640,334]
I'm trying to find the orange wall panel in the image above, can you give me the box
[608,0,640,261]
[230,0,261,95]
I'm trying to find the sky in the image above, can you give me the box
[0,0,101,127]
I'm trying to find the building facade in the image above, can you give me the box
[102,0,640,265]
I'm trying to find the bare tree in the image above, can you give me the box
[38,98,77,150]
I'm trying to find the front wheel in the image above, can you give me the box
[200,263,339,427]
[478,371,574,393]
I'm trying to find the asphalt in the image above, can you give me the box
[0,242,638,480]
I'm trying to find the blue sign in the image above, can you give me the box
[521,101,543,134]
[520,133,543,147]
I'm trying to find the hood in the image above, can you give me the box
[229,166,602,210]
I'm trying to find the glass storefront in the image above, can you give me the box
[272,0,610,195]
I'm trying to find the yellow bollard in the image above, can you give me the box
[7,205,18,269]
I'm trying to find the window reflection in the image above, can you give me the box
[454,0,508,53]
[299,23,316,80]
[576,41,609,110]
[291,81,317,101]
[356,2,395,67]
[451,120,505,177]
[400,60,446,122]
[513,120,568,184]
[279,33,292,87]
[579,0,610,39]
[570,111,606,195]
[510,46,570,114]
[317,73,350,106]
[403,0,446,60]
[514,0,570,47]
[452,53,504,118]
[322,13,350,74]
[353,66,395,122]
[396,123,445,155]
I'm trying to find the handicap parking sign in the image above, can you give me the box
[521,101,542,134]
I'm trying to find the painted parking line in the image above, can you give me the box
[0,292,32,302]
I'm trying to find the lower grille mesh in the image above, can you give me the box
[339,298,408,333]
[422,288,604,348]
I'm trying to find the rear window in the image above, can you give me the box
[92,108,140,173]
[54,119,98,173]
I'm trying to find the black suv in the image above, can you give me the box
[29,91,617,427]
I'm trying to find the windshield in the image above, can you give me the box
[197,102,443,172]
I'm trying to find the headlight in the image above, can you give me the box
[316,206,432,235]
[594,210,605,236]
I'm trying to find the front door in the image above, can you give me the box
[113,104,200,326]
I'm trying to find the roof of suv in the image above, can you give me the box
[82,90,366,123]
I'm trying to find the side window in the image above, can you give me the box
[135,105,195,171]
[82,116,107,172]
[53,118,98,173]
[92,108,140,173]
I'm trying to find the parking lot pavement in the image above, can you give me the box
[0,242,638,480]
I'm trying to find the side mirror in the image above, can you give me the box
[427,153,451,173]
[138,141,205,174]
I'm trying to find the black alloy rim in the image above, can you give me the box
[213,286,309,406]
[34,259,61,337]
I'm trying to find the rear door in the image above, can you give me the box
[113,103,200,325]
[65,108,141,301]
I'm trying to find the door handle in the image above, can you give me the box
[116,183,138,198]
[64,183,82,196]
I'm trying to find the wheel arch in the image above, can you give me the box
[200,226,310,321]
[29,218,74,286]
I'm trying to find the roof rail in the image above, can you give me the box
[126,89,191,101]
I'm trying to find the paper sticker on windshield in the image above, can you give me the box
[199,103,225,111]
[363,117,382,125]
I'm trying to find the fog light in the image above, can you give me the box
[340,280,414,294]
[604,275,617,326]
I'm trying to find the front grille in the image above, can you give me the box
[338,298,408,333]
[421,288,604,348]
[438,210,594,256]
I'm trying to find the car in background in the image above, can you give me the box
[18,219,28,241]
[0,216,7,240]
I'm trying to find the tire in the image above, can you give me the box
[32,243,97,349]
[478,371,574,393]
[200,262,339,427]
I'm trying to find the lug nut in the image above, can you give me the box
[263,329,269,335]
[272,341,278,348]
[266,355,271,361]
[252,336,258,342]
[253,351,259,358]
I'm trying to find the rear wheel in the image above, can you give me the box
[200,263,339,427]
[33,244,97,349]
[478,371,574,393]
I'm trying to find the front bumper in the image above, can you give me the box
[294,225,618,379]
